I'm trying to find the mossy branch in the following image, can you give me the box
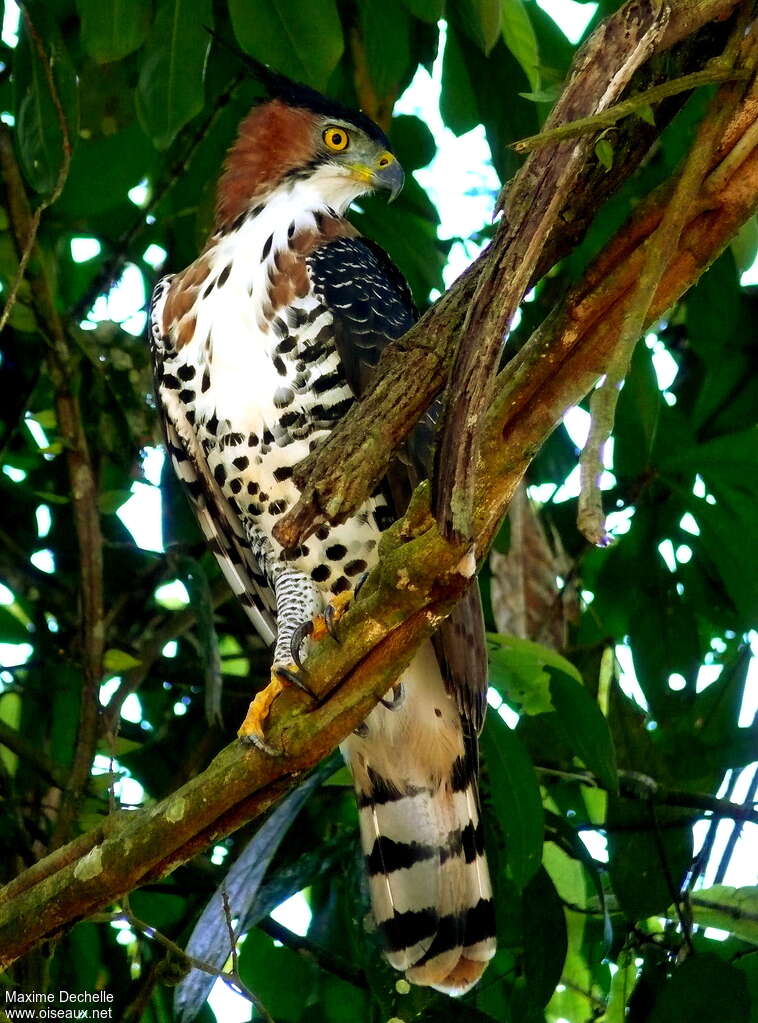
[511,65,750,153]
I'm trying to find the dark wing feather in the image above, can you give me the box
[309,238,488,731]
[308,237,416,395]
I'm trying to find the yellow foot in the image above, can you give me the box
[311,590,354,642]
[238,664,309,755]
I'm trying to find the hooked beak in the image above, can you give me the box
[347,152,405,202]
[374,152,405,202]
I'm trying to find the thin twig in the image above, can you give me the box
[649,801,694,955]
[511,65,750,152]
[113,903,275,1023]
[0,7,71,333]
[259,916,369,989]
[221,889,239,975]
[713,764,758,884]
[536,766,758,824]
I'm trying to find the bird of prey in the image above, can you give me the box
[149,55,495,994]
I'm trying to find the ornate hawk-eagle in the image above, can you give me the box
[149,56,495,994]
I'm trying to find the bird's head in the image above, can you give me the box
[215,51,404,229]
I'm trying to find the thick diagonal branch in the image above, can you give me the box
[273,0,743,551]
[433,0,669,541]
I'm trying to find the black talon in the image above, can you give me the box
[380,683,404,710]
[324,603,341,642]
[274,665,318,701]
[354,572,369,598]
[290,621,313,670]
[353,722,369,738]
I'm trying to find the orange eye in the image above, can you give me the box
[323,127,349,152]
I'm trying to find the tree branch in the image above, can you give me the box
[0,8,71,333]
[0,88,104,846]
[434,0,669,541]
[538,767,758,825]
[273,0,744,551]
[258,916,368,989]
[510,65,749,153]
[578,11,752,543]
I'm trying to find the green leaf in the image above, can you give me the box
[32,409,57,430]
[359,0,412,102]
[548,668,618,792]
[481,713,544,889]
[228,0,343,90]
[98,489,131,514]
[607,797,692,919]
[103,648,141,672]
[238,928,317,1020]
[730,215,758,274]
[690,886,758,945]
[136,0,211,151]
[604,951,637,1022]
[695,487,758,620]
[502,0,540,92]
[0,607,33,644]
[661,427,758,491]
[518,86,561,103]
[637,102,656,126]
[391,115,436,172]
[77,0,151,63]
[523,866,567,1008]
[734,953,758,1023]
[14,13,78,195]
[648,953,750,1023]
[614,341,661,480]
[0,693,21,776]
[458,0,502,54]
[487,633,580,715]
[595,137,614,171]
[440,25,480,136]
[400,0,444,21]
[543,841,593,1023]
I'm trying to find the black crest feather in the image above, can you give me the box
[206,28,391,149]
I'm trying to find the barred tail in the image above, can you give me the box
[341,642,496,995]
